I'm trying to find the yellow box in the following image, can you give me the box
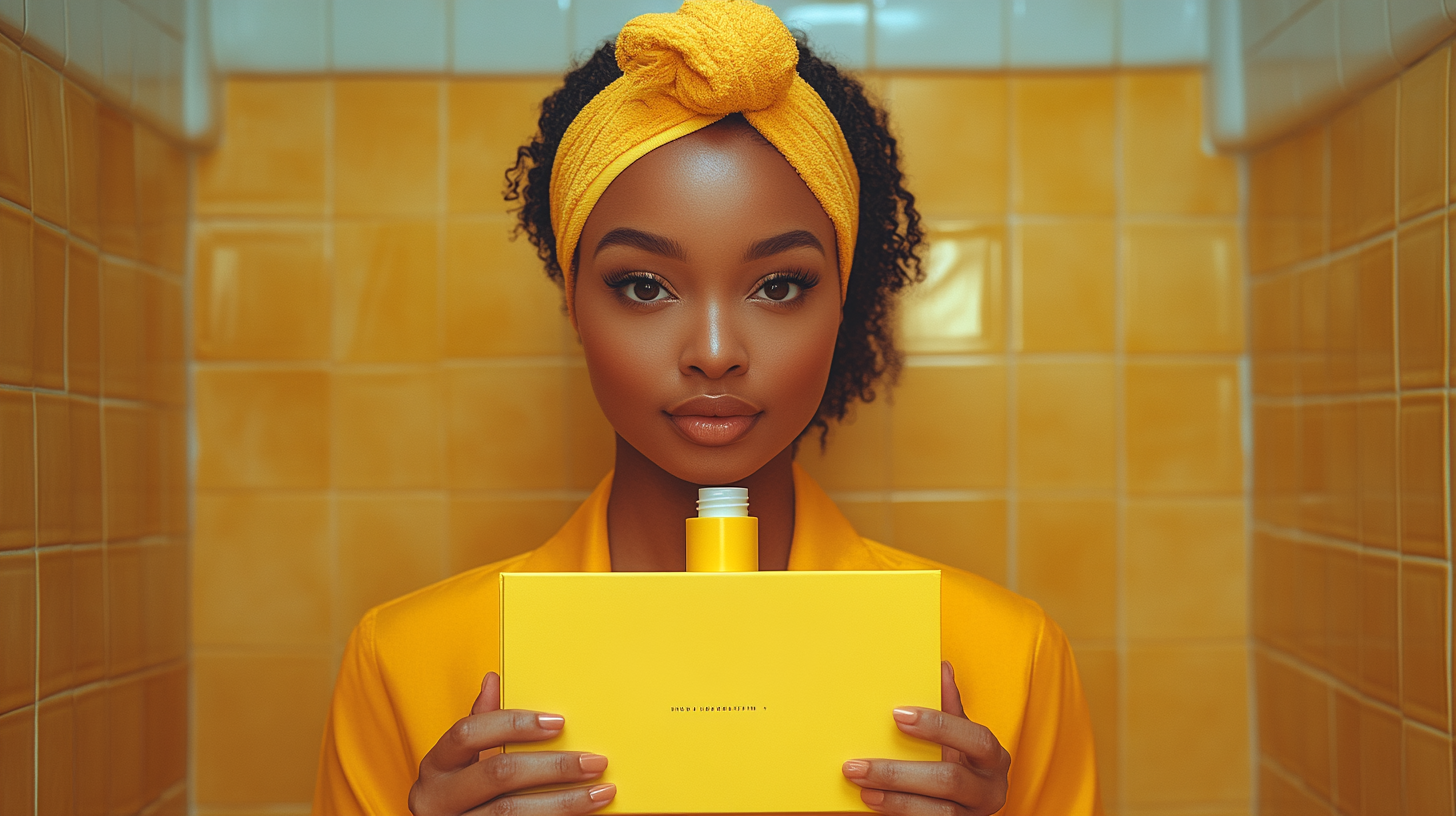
[500,570,941,814]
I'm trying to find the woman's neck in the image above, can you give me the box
[606,437,796,572]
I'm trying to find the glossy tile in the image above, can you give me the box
[37,693,73,816]
[1249,125,1325,273]
[68,401,101,544]
[0,35,29,208]
[1121,0,1208,65]
[445,364,566,490]
[1073,645,1118,808]
[1354,240,1395,393]
[336,495,447,639]
[97,105,137,258]
[1297,264,1329,394]
[1400,560,1449,730]
[34,394,68,546]
[446,79,559,215]
[890,499,1007,585]
[1254,403,1299,528]
[1007,0,1115,67]
[335,80,439,217]
[1015,498,1115,640]
[100,260,142,400]
[1400,46,1449,220]
[108,674,146,814]
[1388,0,1454,64]
[1398,218,1448,389]
[1255,655,1331,797]
[796,389,890,492]
[106,541,143,676]
[194,368,330,489]
[1329,81,1396,249]
[1332,688,1361,812]
[1122,72,1237,215]
[0,390,34,550]
[769,1,868,69]
[873,0,1001,69]
[1405,725,1454,816]
[1123,222,1243,353]
[64,82,99,243]
[194,226,331,361]
[1326,546,1360,685]
[1359,703,1402,816]
[454,0,568,72]
[571,0,678,57]
[1015,361,1116,489]
[333,220,440,362]
[898,222,1005,354]
[143,666,187,799]
[565,364,616,491]
[1358,552,1399,705]
[1401,395,1449,558]
[132,125,187,274]
[0,551,35,713]
[332,0,448,71]
[27,224,62,393]
[444,217,565,357]
[1357,398,1398,550]
[0,706,33,814]
[1250,272,1297,397]
[1012,76,1116,215]
[210,0,329,72]
[1326,252,1359,393]
[36,547,71,698]
[1125,363,1243,495]
[1338,0,1399,92]
[882,76,1007,218]
[196,79,328,217]
[24,54,64,226]
[1126,499,1247,640]
[1013,219,1115,352]
[0,207,33,387]
[333,370,443,490]
[449,497,575,575]
[70,545,103,684]
[890,364,1006,490]
[72,683,107,815]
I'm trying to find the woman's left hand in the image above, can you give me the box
[842,661,1010,816]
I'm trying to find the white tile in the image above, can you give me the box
[769,1,869,69]
[873,0,1002,69]
[211,0,328,73]
[0,0,23,41]
[1337,0,1397,92]
[183,0,216,139]
[68,0,107,83]
[1240,0,1302,52]
[159,29,182,128]
[102,0,135,104]
[1387,0,1454,64]
[23,0,68,63]
[1120,0,1208,65]
[1008,0,1116,68]
[129,0,186,37]
[133,11,164,119]
[332,0,448,71]
[1205,0,1246,146]
[454,0,569,73]
[1244,0,1339,139]
[1448,0,1456,24]
[571,0,679,60]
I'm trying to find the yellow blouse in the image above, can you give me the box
[313,465,1103,815]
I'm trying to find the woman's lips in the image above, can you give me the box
[665,395,762,446]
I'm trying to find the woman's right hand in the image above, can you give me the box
[409,672,616,816]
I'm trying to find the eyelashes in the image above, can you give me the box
[601,269,821,306]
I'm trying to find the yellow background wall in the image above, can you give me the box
[0,30,190,816]
[191,69,1247,816]
[1248,42,1456,814]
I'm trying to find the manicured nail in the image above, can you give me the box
[588,784,617,803]
[861,789,885,807]
[842,760,869,778]
[892,707,919,724]
[579,753,608,774]
[942,661,954,680]
[537,714,565,730]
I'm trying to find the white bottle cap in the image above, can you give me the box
[696,487,749,518]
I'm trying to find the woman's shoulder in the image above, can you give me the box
[363,549,536,645]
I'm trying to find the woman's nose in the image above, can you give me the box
[678,299,749,379]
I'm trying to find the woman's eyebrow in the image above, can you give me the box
[594,228,687,260]
[744,230,824,261]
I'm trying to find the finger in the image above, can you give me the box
[940,662,965,718]
[857,789,970,816]
[842,758,979,804]
[473,672,502,716]
[421,752,607,816]
[467,782,616,816]
[889,708,1010,774]
[421,709,568,776]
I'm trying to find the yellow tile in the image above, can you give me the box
[796,387,890,491]
[335,79,439,217]
[1326,547,1360,686]
[1359,702,1402,815]
[1355,240,1395,393]
[1071,646,1118,810]
[1250,272,1297,396]
[883,76,1007,218]
[1258,763,1328,815]
[67,243,100,397]
[1015,361,1116,489]
[1015,498,1116,640]
[0,36,29,207]
[889,499,1006,585]
[1358,551,1399,705]
[1294,542,1333,669]
[445,364,566,490]
[103,406,154,542]
[1401,395,1448,558]
[833,500,891,544]
[1299,403,1334,533]
[1330,81,1396,249]
[97,105,137,259]
[1126,499,1246,640]
[337,495,447,637]
[565,364,616,491]
[333,369,443,489]
[0,552,35,713]
[143,666,187,800]
[1249,125,1326,273]
[334,220,440,362]
[1124,643,1249,806]
[1014,219,1115,352]
[107,675,145,814]
[141,539,186,666]
[71,545,103,684]
[0,706,34,815]
[194,368,330,489]
[64,81,99,243]
[72,685,106,814]
[1452,48,1456,204]
[1254,655,1331,798]
[449,497,576,574]
[890,364,1006,489]
[197,79,328,217]
[1326,253,1359,393]
[1250,532,1287,647]
[195,652,334,805]
[69,401,101,543]
[1399,46,1449,220]
[24,55,65,227]
[133,126,188,274]
[1357,398,1398,550]
[1297,264,1329,395]
[36,548,71,699]
[101,260,142,400]
[35,395,68,546]
[447,78,559,216]
[444,216,566,357]
[1123,222,1243,353]
[1398,217,1448,389]
[0,391,34,550]
[32,223,64,390]
[1451,215,1456,385]
[38,693,73,816]
[1012,76,1115,215]
[1254,403,1298,527]
[193,226,330,361]
[143,273,186,407]
[1122,72,1238,216]
[898,221,1005,354]
[107,542,143,677]
[1125,363,1243,495]
[1332,689,1360,813]
[0,207,32,387]
[1405,725,1454,816]
[1400,560,1449,731]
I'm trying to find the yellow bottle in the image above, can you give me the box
[684,487,758,572]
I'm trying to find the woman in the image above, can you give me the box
[313,2,1100,815]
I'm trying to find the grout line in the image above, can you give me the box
[1111,71,1130,816]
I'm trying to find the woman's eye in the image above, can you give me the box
[757,279,801,302]
[625,279,668,303]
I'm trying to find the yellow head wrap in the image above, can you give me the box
[550,0,860,322]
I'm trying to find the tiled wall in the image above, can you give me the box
[191,68,1247,816]
[0,25,189,816]
[1247,37,1455,815]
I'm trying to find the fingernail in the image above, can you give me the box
[842,760,869,778]
[942,661,954,680]
[588,784,617,803]
[538,714,565,730]
[579,753,608,774]
[861,789,885,807]
[892,707,919,724]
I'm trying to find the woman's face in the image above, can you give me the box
[574,119,843,485]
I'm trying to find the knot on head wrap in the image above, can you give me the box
[550,0,860,325]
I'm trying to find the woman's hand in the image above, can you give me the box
[842,662,1010,816]
[409,672,616,816]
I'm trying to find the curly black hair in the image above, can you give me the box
[504,39,925,443]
